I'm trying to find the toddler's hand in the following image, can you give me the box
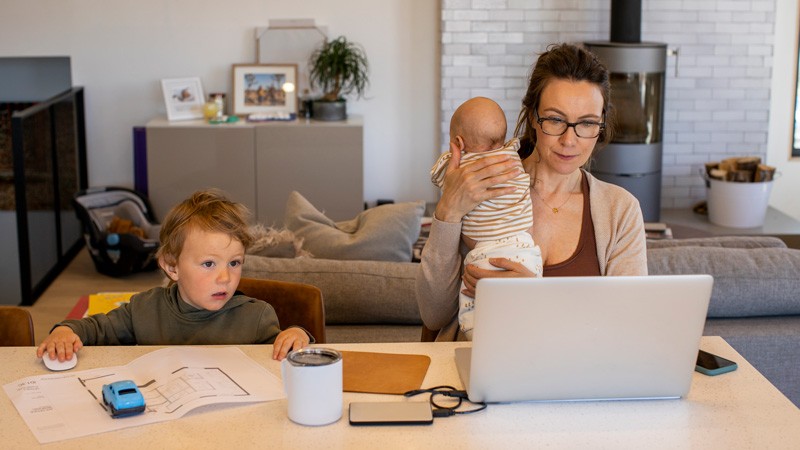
[272,327,310,361]
[36,326,83,362]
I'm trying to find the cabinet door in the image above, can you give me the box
[146,126,256,220]
[255,123,363,226]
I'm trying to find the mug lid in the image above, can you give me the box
[286,348,342,367]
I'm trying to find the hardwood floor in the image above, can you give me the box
[21,249,165,346]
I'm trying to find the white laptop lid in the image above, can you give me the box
[455,275,713,403]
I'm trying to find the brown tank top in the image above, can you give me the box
[542,172,601,277]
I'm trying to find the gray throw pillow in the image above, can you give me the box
[283,191,425,262]
[242,254,420,324]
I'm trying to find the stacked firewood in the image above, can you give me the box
[705,156,775,182]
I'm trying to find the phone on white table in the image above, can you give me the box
[695,349,738,376]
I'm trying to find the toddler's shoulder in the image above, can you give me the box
[130,286,170,302]
[123,286,173,312]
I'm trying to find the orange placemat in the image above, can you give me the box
[341,351,431,395]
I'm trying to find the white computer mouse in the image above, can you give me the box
[42,354,78,371]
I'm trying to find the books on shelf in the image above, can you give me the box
[86,292,137,316]
[644,222,673,240]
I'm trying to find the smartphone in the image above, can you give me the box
[695,349,738,376]
[349,401,433,426]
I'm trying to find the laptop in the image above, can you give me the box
[455,275,713,403]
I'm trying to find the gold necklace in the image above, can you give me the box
[532,176,580,214]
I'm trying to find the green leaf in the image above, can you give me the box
[309,36,370,101]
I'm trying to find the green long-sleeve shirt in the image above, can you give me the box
[58,284,283,345]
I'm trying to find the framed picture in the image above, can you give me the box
[161,77,205,121]
[232,64,298,116]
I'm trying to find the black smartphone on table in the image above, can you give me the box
[695,349,738,376]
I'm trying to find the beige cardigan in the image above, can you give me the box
[415,169,648,341]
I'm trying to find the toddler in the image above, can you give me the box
[37,189,310,362]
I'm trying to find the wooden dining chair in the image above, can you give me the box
[237,277,326,344]
[420,325,439,342]
[0,306,35,346]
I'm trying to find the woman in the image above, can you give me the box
[417,43,648,341]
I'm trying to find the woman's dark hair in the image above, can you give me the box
[514,43,615,160]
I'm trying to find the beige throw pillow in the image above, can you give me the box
[283,191,425,262]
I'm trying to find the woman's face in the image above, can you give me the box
[533,78,605,175]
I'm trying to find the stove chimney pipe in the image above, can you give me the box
[610,0,641,43]
[586,0,666,222]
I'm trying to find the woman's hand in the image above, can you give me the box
[435,142,523,223]
[461,258,538,298]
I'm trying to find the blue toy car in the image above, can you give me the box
[102,380,146,418]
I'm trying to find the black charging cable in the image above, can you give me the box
[404,385,487,417]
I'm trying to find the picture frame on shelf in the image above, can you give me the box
[160,77,205,121]
[232,64,298,117]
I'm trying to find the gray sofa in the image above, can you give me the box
[243,235,800,407]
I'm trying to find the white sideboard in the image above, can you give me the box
[145,116,363,225]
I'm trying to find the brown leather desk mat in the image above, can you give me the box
[341,351,431,395]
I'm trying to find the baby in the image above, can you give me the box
[37,189,310,362]
[431,97,543,338]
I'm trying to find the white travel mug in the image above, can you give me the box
[281,348,343,426]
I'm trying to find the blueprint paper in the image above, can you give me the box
[3,347,284,443]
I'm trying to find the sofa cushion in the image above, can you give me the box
[648,245,800,317]
[284,191,425,262]
[647,235,787,249]
[242,254,420,325]
[704,316,800,407]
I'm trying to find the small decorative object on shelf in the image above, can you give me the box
[308,36,369,121]
[208,115,240,125]
[210,93,226,118]
[247,112,296,122]
[644,222,672,240]
[231,64,298,118]
[202,101,220,120]
[161,77,205,121]
[205,93,229,123]
[298,89,312,119]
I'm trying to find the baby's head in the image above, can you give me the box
[157,189,253,310]
[450,97,507,153]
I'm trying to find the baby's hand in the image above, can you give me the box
[36,326,83,362]
[272,327,310,361]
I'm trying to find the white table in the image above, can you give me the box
[1,338,798,449]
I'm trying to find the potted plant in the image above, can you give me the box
[308,36,369,121]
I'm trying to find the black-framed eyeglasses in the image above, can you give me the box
[534,112,605,139]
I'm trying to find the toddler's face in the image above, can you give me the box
[167,228,245,311]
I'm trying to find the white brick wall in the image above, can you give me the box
[441,0,776,208]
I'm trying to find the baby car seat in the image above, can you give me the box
[73,186,161,277]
